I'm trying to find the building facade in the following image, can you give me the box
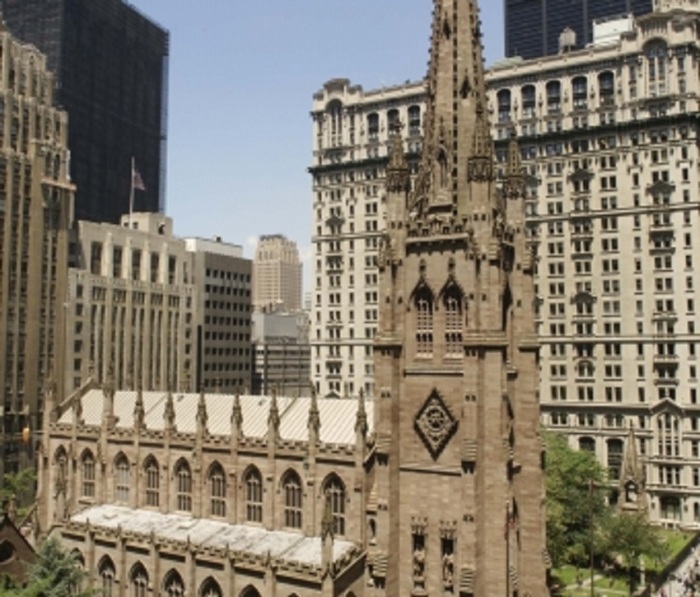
[312,0,700,526]
[185,238,252,393]
[504,0,653,59]
[0,24,74,475]
[253,235,303,313]
[310,79,424,398]
[64,213,195,396]
[1,0,169,223]
[251,311,310,396]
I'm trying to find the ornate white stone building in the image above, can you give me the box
[311,0,700,526]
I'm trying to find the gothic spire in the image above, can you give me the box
[308,382,320,443]
[502,125,526,201]
[268,387,280,441]
[386,122,410,194]
[133,385,145,430]
[411,0,496,220]
[164,389,176,433]
[355,388,368,438]
[196,388,208,440]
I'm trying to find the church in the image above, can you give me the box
[36,0,549,595]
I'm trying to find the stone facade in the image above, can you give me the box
[0,24,74,476]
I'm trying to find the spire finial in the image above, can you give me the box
[308,382,321,441]
[268,388,280,438]
[196,388,208,433]
[355,390,368,437]
[134,384,145,429]
[164,389,176,432]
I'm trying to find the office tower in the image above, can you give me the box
[252,234,302,313]
[504,0,652,59]
[310,79,424,398]
[64,213,196,396]
[185,237,252,392]
[1,0,169,223]
[0,25,74,475]
[488,1,700,526]
[251,311,310,396]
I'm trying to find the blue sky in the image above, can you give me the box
[129,1,505,267]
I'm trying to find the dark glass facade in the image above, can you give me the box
[1,0,169,223]
[505,0,653,59]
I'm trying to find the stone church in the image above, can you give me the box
[36,0,548,595]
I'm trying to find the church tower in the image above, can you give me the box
[371,0,548,595]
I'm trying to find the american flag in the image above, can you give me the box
[132,167,146,191]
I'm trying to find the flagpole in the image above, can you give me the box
[128,156,135,229]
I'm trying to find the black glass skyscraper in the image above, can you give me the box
[505,0,653,59]
[1,0,169,223]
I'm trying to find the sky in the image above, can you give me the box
[129,1,505,272]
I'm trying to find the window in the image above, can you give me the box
[199,578,223,597]
[115,454,130,504]
[367,113,379,141]
[572,76,588,109]
[607,439,623,481]
[324,475,346,536]
[98,557,116,597]
[497,89,511,122]
[282,470,303,529]
[174,460,192,512]
[145,457,159,507]
[130,563,149,597]
[408,105,421,136]
[245,467,263,522]
[414,281,434,356]
[163,570,185,597]
[81,451,95,498]
[546,80,561,113]
[646,41,668,97]
[443,286,463,357]
[209,463,227,518]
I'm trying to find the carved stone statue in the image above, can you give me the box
[413,546,426,582]
[442,552,455,589]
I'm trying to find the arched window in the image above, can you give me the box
[646,41,668,97]
[577,360,594,378]
[144,456,160,507]
[81,450,95,498]
[579,437,595,452]
[174,459,192,512]
[114,453,130,504]
[572,76,588,109]
[282,470,303,529]
[408,105,421,136]
[209,462,227,518]
[327,100,342,147]
[130,563,149,597]
[607,438,623,481]
[98,556,116,597]
[598,71,615,106]
[245,467,263,523]
[163,570,185,597]
[199,577,223,597]
[240,586,262,597]
[521,84,536,118]
[546,80,561,113]
[443,285,463,357]
[497,89,511,122]
[661,496,681,521]
[367,113,379,141]
[387,108,400,135]
[323,475,346,536]
[414,284,434,357]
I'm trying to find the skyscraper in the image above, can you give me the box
[0,24,74,476]
[1,0,169,224]
[253,234,302,313]
[504,0,653,58]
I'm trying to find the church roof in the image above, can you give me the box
[70,505,359,568]
[57,390,373,446]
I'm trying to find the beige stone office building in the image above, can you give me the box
[64,213,196,396]
[311,0,700,526]
[0,24,74,475]
[253,234,302,313]
[40,1,549,593]
[185,237,252,392]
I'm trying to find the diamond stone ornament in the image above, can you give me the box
[415,389,458,459]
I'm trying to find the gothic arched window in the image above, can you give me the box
[323,474,346,536]
[163,570,185,597]
[414,284,434,357]
[199,577,223,597]
[443,285,463,357]
[245,466,263,523]
[114,453,130,504]
[174,459,192,512]
[209,462,227,518]
[81,450,95,498]
[282,469,303,529]
[130,563,149,597]
[98,556,116,597]
[144,456,160,507]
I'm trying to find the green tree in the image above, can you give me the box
[0,537,91,597]
[602,511,667,595]
[0,469,36,521]
[544,430,608,567]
